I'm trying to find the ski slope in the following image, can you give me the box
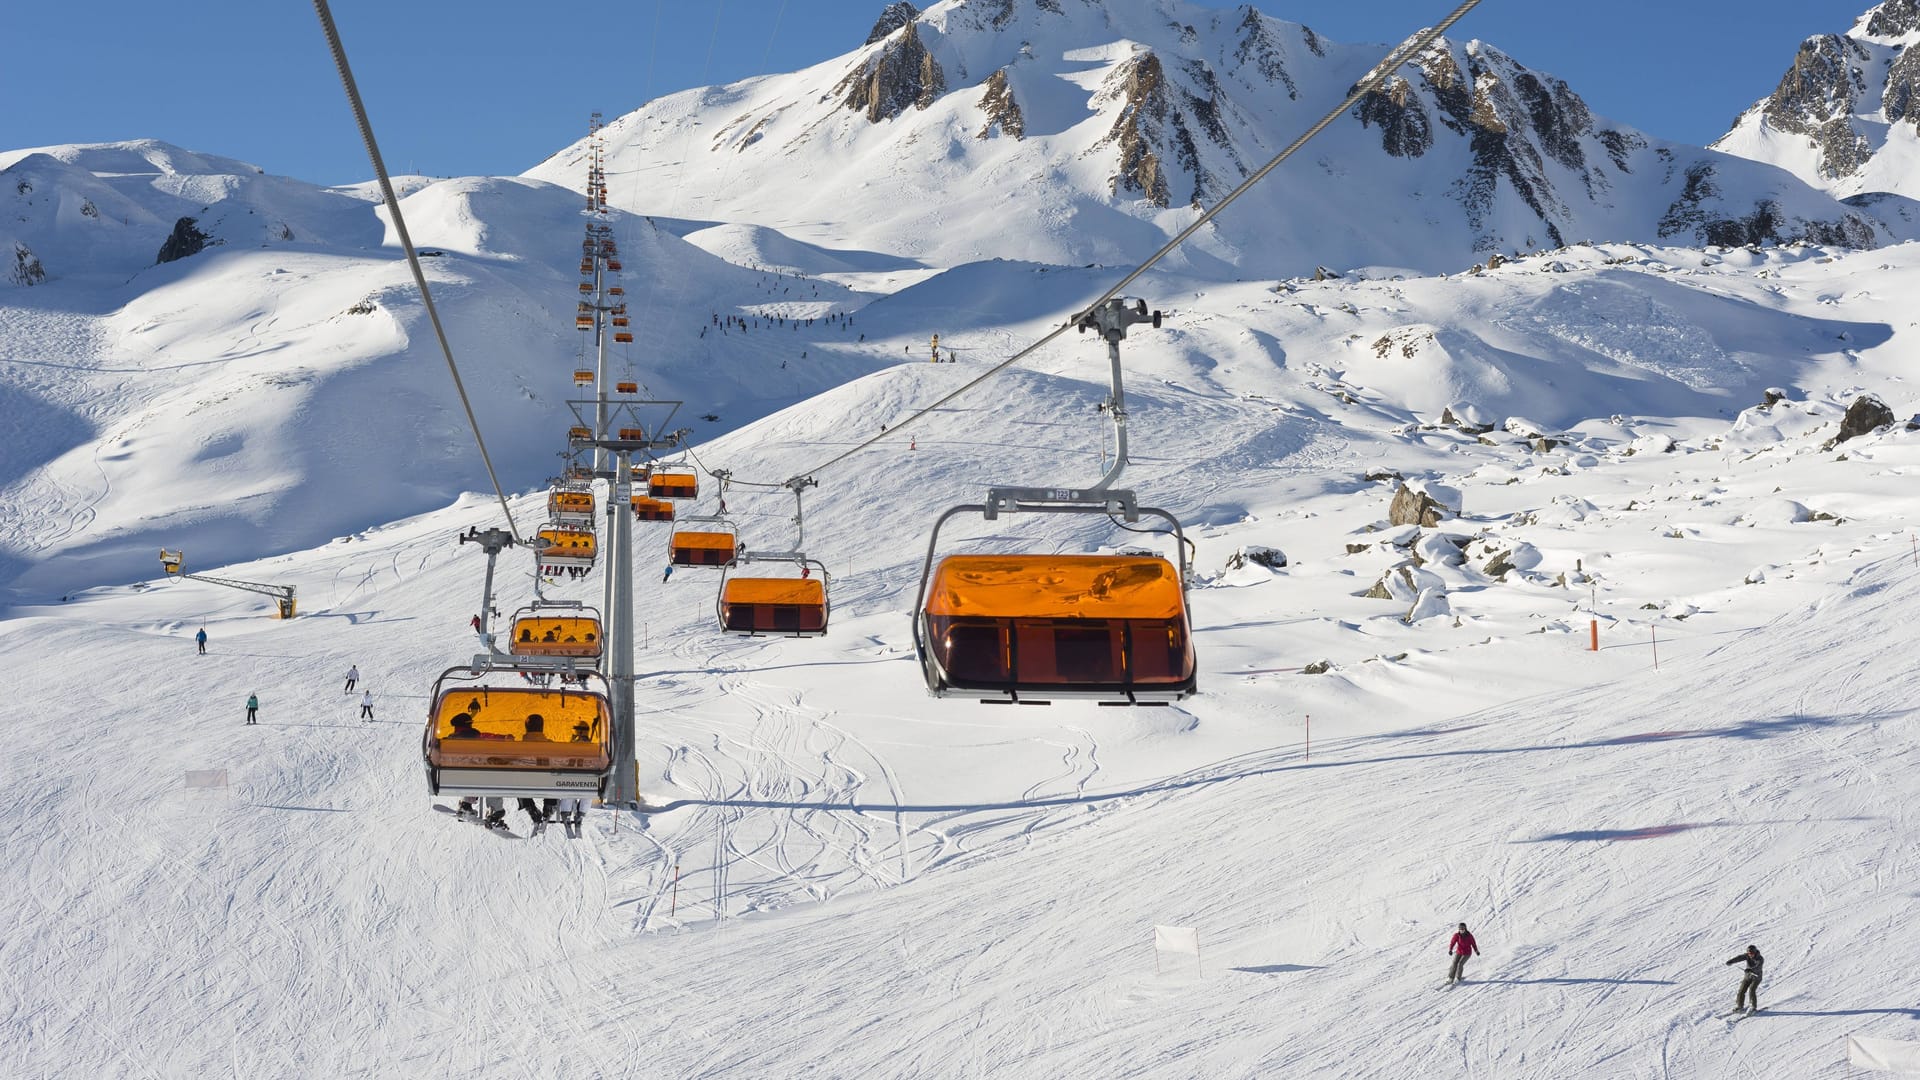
[6,231,1920,1073]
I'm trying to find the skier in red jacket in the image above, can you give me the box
[1447,923,1479,985]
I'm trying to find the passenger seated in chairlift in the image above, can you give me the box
[571,722,592,742]
[543,628,558,642]
[520,627,534,642]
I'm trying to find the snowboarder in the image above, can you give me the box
[1447,923,1479,985]
[1726,945,1764,1014]
[244,693,259,725]
[359,690,374,721]
[343,664,359,694]
[195,628,208,655]
[662,564,673,584]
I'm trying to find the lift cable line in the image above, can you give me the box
[310,0,524,541]
[710,0,1483,492]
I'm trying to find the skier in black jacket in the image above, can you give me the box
[1725,945,1763,1013]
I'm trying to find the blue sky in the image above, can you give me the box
[1,1,1874,186]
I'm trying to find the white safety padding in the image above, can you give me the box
[184,769,229,789]
[1847,1035,1920,1073]
[1154,925,1199,955]
[1153,925,1202,976]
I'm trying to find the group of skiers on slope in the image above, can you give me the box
[200,624,375,724]
[1446,925,1765,1014]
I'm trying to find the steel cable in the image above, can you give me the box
[311,0,526,541]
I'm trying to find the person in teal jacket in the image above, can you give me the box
[245,693,259,725]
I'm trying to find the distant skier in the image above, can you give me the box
[470,613,483,633]
[1447,923,1479,985]
[244,693,259,725]
[359,690,374,721]
[196,628,208,655]
[1726,945,1764,1014]
[343,664,359,694]
[662,564,673,584]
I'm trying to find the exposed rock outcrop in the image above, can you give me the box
[865,2,920,45]
[1832,393,1896,444]
[1389,484,1452,528]
[976,68,1025,139]
[839,21,946,123]
[155,216,212,264]
[10,242,46,286]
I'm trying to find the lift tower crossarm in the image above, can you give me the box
[159,550,297,618]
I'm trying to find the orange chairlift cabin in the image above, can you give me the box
[910,298,1196,705]
[716,478,829,636]
[535,524,598,576]
[578,282,593,294]
[423,666,612,800]
[631,494,675,522]
[614,332,634,343]
[573,369,595,387]
[507,601,604,661]
[669,514,737,567]
[615,381,638,395]
[575,315,593,331]
[648,465,698,500]
[547,487,596,527]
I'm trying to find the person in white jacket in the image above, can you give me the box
[359,689,374,721]
[343,665,359,694]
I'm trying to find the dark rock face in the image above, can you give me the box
[1762,35,1872,181]
[839,21,946,122]
[976,68,1025,139]
[10,242,46,286]
[1834,394,1896,443]
[1231,7,1297,99]
[1103,54,1173,207]
[1886,47,1920,125]
[865,2,920,45]
[156,216,211,264]
[1389,484,1451,528]
[1357,76,1433,158]
[1098,51,1246,208]
[1867,0,1920,37]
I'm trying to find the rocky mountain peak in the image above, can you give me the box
[1715,4,1920,197]
[838,19,946,122]
[1864,0,1920,39]
[866,2,921,46]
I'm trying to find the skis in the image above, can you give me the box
[433,803,584,838]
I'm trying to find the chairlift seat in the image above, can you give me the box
[919,554,1195,702]
[671,530,736,567]
[424,686,610,797]
[548,490,595,524]
[509,616,604,658]
[631,496,675,521]
[721,577,827,636]
[649,472,697,500]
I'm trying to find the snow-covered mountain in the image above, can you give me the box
[526,0,1914,274]
[1714,0,1920,202]
[0,140,888,596]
